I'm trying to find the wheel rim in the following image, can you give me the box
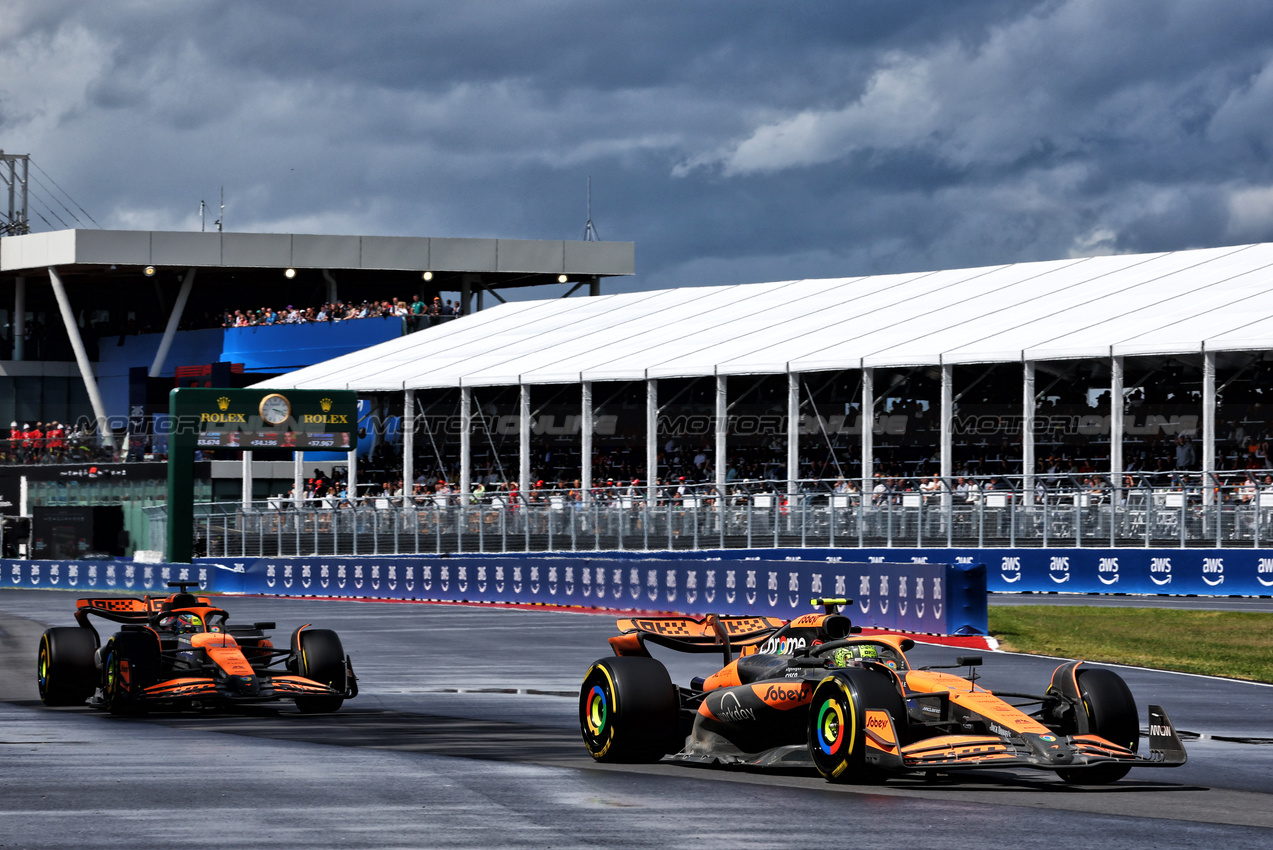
[37,639,49,695]
[809,679,857,778]
[816,699,846,755]
[580,665,617,757]
[585,685,607,735]
[105,652,118,700]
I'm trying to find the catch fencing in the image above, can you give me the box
[170,471,1273,559]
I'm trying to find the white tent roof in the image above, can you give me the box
[256,242,1273,392]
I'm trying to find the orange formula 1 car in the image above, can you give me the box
[579,598,1187,784]
[36,582,357,714]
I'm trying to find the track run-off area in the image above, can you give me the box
[2,588,1272,849]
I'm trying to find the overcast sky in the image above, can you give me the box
[7,1,1273,295]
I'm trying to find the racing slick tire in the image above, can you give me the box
[103,630,160,716]
[291,628,347,714]
[37,627,98,706]
[808,667,906,784]
[1058,667,1139,785]
[579,657,679,763]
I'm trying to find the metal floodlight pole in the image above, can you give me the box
[1,152,30,235]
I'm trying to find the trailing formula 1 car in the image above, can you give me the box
[579,599,1187,784]
[36,582,357,714]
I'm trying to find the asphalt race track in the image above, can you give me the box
[3,588,1273,849]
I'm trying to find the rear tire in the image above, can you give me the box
[579,657,679,763]
[37,627,98,707]
[808,667,904,783]
[1058,667,1138,784]
[292,628,347,714]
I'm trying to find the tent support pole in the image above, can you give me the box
[1203,350,1216,507]
[242,450,253,508]
[581,381,593,503]
[860,367,874,496]
[1111,355,1124,489]
[787,371,799,502]
[715,375,727,498]
[646,379,657,503]
[1023,361,1035,505]
[940,362,953,488]
[403,389,415,506]
[460,386,471,501]
[519,384,530,497]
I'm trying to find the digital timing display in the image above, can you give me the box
[196,432,352,449]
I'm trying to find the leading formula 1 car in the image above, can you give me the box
[579,598,1187,784]
[36,581,358,714]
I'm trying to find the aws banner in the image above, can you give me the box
[186,556,987,636]
[972,547,1273,594]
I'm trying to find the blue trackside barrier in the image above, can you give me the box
[429,546,1273,595]
[2,553,986,635]
[2,560,243,594]
[181,556,987,635]
[13,544,1273,631]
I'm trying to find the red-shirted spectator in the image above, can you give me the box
[47,421,65,458]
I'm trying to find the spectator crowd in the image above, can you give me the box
[216,296,462,329]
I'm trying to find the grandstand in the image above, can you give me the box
[233,241,1273,554]
[0,228,634,552]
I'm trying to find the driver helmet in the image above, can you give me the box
[167,612,204,635]
[830,643,878,668]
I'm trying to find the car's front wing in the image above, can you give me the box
[864,704,1187,774]
[103,673,345,706]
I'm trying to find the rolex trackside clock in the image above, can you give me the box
[259,393,291,426]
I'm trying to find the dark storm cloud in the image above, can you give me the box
[5,1,1273,293]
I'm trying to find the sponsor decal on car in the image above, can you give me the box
[716,691,756,723]
[758,635,806,655]
[753,681,813,710]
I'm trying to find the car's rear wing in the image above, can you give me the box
[610,614,784,662]
[72,595,213,629]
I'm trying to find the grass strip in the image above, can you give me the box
[988,606,1273,683]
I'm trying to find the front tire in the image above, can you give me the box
[1058,667,1139,784]
[37,627,98,707]
[808,667,905,783]
[579,657,679,763]
[103,631,159,716]
[292,628,347,714]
